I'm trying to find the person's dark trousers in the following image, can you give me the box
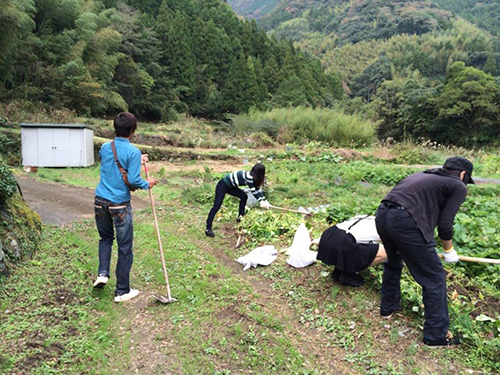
[376,203,449,342]
[206,179,248,229]
[94,196,134,295]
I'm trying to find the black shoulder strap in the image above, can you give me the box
[111,141,133,189]
[111,141,125,175]
[348,215,369,231]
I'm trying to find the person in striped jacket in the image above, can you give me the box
[205,163,271,237]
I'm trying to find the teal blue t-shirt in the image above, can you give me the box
[95,137,149,203]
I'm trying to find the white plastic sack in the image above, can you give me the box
[236,245,278,271]
[243,188,259,207]
[286,223,317,268]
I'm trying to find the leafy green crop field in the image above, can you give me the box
[1,143,499,374]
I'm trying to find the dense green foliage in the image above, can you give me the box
[432,0,500,37]
[259,0,453,42]
[0,0,341,120]
[228,0,281,19]
[0,163,17,204]
[231,107,375,146]
[374,62,500,146]
[230,0,500,146]
[0,128,21,166]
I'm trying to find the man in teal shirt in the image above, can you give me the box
[93,112,157,302]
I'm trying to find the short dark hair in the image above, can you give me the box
[114,112,137,137]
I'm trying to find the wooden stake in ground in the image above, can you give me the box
[144,161,177,304]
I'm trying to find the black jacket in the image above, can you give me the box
[382,169,467,242]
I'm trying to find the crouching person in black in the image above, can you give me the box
[375,157,474,347]
[316,215,387,287]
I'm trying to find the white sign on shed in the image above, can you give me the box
[21,123,94,167]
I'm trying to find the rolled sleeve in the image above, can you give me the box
[126,150,150,190]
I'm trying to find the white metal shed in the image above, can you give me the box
[21,123,94,167]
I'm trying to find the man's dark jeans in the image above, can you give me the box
[376,203,449,342]
[94,196,133,295]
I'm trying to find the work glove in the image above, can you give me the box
[260,200,271,210]
[442,247,459,263]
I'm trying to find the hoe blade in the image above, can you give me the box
[152,293,177,304]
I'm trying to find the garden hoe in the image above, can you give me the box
[144,161,177,304]
[438,254,500,264]
[270,205,313,217]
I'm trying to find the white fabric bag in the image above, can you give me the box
[236,245,278,271]
[286,223,317,268]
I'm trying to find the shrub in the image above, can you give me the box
[235,107,376,146]
[0,129,21,166]
[337,161,417,185]
[392,141,434,164]
[476,154,500,176]
[250,132,276,147]
[0,163,17,204]
[230,116,281,139]
[0,100,79,124]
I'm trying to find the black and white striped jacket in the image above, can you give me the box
[223,170,266,201]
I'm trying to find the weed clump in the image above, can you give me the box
[0,194,42,276]
[231,107,376,147]
[0,163,17,203]
[0,129,21,166]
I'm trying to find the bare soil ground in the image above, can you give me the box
[146,159,246,173]
[15,176,149,225]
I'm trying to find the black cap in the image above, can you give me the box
[443,157,474,184]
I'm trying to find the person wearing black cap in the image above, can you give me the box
[375,156,474,347]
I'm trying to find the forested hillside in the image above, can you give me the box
[229,0,500,147]
[227,0,281,19]
[432,0,500,37]
[0,0,341,120]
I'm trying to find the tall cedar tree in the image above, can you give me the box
[223,53,259,113]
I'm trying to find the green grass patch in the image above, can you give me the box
[3,143,500,373]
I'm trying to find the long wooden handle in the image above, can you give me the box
[270,205,311,215]
[438,254,500,264]
[144,161,173,299]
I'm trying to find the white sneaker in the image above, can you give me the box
[93,275,109,288]
[114,289,140,303]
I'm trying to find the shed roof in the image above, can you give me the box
[20,123,89,129]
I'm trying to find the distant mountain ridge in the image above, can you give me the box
[239,0,455,43]
[227,0,499,82]
[228,0,499,40]
[227,0,281,19]
[432,0,500,37]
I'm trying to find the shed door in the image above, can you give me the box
[37,128,55,167]
[22,128,39,166]
[53,128,70,167]
[37,128,71,167]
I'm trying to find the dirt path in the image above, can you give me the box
[147,159,246,173]
[15,176,149,226]
[118,212,353,374]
